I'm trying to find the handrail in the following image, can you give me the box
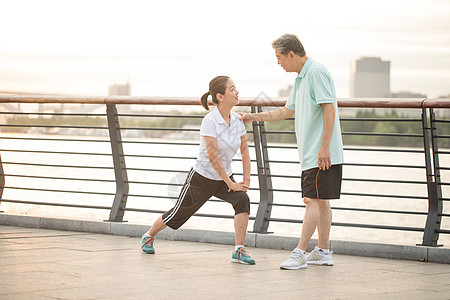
[1,95,450,108]
[0,95,448,247]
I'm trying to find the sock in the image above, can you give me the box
[318,248,330,255]
[235,245,244,251]
[293,248,306,255]
[143,231,154,238]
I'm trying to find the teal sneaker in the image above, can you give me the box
[231,246,255,265]
[140,235,155,254]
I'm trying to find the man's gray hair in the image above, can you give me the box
[272,34,306,57]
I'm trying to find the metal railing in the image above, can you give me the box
[0,96,449,247]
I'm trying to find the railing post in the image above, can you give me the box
[106,104,129,222]
[251,106,274,233]
[0,154,4,204]
[429,108,444,245]
[420,107,443,246]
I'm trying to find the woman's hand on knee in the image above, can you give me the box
[227,181,248,192]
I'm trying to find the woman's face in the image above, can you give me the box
[220,79,239,106]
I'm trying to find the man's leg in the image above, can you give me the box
[280,197,319,269]
[306,199,334,265]
[317,200,332,249]
[297,197,320,250]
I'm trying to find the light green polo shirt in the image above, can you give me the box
[285,57,344,171]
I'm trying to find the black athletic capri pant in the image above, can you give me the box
[162,168,250,230]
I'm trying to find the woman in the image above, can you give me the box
[140,76,255,265]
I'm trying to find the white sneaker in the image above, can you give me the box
[280,249,307,270]
[306,246,334,265]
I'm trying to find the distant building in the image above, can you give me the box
[278,85,293,97]
[350,57,390,98]
[108,81,132,113]
[108,82,131,96]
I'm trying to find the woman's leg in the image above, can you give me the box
[148,216,167,236]
[215,182,254,264]
[161,169,211,230]
[234,212,249,245]
[215,181,251,245]
[141,216,166,254]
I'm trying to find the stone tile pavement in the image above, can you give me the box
[1,225,449,300]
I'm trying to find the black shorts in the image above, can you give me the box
[162,169,250,230]
[301,164,342,200]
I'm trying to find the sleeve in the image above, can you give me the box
[284,86,296,111]
[238,119,247,137]
[310,71,335,105]
[200,117,216,138]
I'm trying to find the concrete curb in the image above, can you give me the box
[1,213,448,264]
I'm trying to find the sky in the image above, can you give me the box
[0,0,449,98]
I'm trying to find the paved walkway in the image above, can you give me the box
[1,225,449,300]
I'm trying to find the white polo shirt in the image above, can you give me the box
[193,106,247,180]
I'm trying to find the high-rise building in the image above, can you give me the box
[278,85,293,97]
[108,81,131,96]
[350,57,390,98]
[108,81,132,114]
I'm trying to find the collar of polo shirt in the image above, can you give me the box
[211,106,229,125]
[298,57,313,79]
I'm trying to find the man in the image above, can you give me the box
[241,34,344,269]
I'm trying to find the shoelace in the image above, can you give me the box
[290,250,304,258]
[316,247,333,256]
[141,236,155,249]
[237,247,250,257]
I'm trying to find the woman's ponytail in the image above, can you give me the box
[200,92,210,110]
[201,76,229,111]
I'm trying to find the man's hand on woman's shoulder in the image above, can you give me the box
[239,113,255,124]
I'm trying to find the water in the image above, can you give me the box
[1,133,449,247]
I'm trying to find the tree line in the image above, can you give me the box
[4,109,449,148]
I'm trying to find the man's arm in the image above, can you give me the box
[318,103,335,171]
[240,107,294,124]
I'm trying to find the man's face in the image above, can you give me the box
[275,49,293,72]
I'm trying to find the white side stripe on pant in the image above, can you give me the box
[162,169,195,224]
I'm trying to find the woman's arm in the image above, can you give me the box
[240,134,251,190]
[204,136,247,192]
